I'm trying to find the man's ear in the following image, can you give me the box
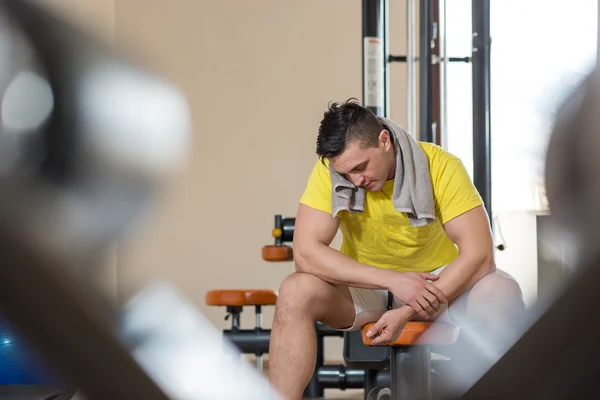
[379,129,392,149]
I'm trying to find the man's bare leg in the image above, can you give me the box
[458,269,526,354]
[269,272,356,400]
[434,269,526,394]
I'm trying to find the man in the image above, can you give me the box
[269,99,525,400]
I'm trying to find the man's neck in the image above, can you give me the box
[387,145,396,181]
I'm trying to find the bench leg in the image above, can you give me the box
[390,345,431,400]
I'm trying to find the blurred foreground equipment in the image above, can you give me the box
[0,1,282,399]
[460,67,600,399]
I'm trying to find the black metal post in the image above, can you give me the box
[362,0,388,117]
[274,215,283,245]
[281,217,295,242]
[419,0,434,142]
[472,0,492,220]
[598,0,600,63]
[273,215,295,244]
[303,323,325,398]
[391,346,431,400]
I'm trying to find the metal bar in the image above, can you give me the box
[362,0,388,117]
[316,365,365,389]
[390,55,408,62]
[431,0,441,146]
[391,346,432,400]
[471,0,492,220]
[223,329,271,354]
[281,217,295,242]
[390,347,400,400]
[389,55,471,63]
[303,323,325,398]
[407,0,417,134]
[0,227,170,400]
[383,0,390,117]
[231,313,241,331]
[255,305,262,328]
[440,0,449,149]
[274,215,283,245]
[448,56,471,62]
[364,369,380,396]
[419,0,434,142]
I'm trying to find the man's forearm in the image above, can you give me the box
[434,253,495,301]
[295,243,394,289]
[396,254,494,321]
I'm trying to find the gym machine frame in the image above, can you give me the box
[365,0,492,219]
[219,303,271,370]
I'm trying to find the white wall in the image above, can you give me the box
[493,211,539,306]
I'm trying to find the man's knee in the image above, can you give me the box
[473,270,523,298]
[275,272,327,319]
[275,272,355,327]
[469,270,525,312]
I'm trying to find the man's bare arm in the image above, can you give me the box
[434,205,496,300]
[293,204,393,289]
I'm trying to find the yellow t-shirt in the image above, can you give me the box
[299,142,483,273]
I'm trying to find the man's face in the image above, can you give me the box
[329,130,393,192]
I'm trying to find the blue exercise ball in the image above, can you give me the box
[0,318,61,385]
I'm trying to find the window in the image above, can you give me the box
[445,0,597,212]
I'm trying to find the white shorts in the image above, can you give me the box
[342,265,462,330]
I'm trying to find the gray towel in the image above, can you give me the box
[329,116,435,227]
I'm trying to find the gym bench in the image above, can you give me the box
[361,321,459,400]
[205,289,277,371]
[205,288,378,398]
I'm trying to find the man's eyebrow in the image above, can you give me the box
[349,161,368,172]
[332,160,367,175]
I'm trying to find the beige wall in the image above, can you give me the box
[40,0,115,40]
[39,0,409,362]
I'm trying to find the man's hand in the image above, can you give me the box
[385,272,448,319]
[365,306,413,345]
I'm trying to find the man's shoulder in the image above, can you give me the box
[418,141,460,168]
[417,141,455,158]
[307,158,332,183]
[300,158,333,215]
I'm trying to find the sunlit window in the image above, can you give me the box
[445,0,597,212]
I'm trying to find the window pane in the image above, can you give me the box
[445,0,473,178]
[490,0,597,211]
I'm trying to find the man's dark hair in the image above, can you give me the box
[316,98,384,161]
